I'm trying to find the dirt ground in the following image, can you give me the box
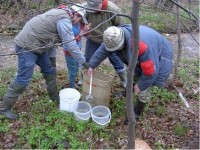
[0,33,199,70]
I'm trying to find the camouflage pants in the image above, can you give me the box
[134,75,152,103]
[138,87,152,103]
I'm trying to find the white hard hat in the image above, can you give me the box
[103,26,125,52]
[71,4,88,24]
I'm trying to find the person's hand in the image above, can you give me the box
[134,84,141,94]
[88,67,93,77]
[82,62,89,69]
[85,23,92,31]
[80,23,92,35]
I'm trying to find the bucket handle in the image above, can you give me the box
[74,111,91,121]
[92,110,111,126]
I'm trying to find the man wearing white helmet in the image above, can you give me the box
[0,4,89,120]
[87,24,173,120]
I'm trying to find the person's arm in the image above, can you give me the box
[137,47,158,91]
[89,43,110,69]
[56,18,86,65]
[88,43,111,77]
[75,23,92,42]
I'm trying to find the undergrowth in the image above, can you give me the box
[0,58,199,149]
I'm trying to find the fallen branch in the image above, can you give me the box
[172,85,190,108]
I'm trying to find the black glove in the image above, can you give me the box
[82,62,89,69]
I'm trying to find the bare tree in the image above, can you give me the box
[173,0,182,81]
[126,0,140,149]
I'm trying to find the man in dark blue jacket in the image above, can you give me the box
[87,24,173,119]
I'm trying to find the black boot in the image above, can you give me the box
[49,58,56,68]
[0,80,26,119]
[124,101,146,124]
[134,101,146,120]
[77,68,83,86]
[43,74,59,102]
[118,71,127,89]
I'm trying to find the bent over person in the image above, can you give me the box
[0,4,89,119]
[77,0,127,88]
[88,24,173,120]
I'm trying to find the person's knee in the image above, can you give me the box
[138,87,151,103]
[41,67,56,75]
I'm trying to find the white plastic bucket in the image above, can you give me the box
[59,88,81,112]
[74,101,92,122]
[91,105,111,127]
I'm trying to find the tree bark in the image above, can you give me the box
[173,0,182,81]
[126,0,140,148]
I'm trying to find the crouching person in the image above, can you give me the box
[0,4,89,120]
[87,24,173,120]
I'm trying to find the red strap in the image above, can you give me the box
[140,59,155,76]
[57,4,73,19]
[75,35,81,41]
[131,39,148,57]
[64,47,81,56]
[86,81,96,87]
[80,23,91,37]
[138,41,148,56]
[63,50,71,56]
[102,0,108,10]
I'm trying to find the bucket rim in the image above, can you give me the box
[91,105,110,111]
[59,88,81,102]
[75,101,92,112]
[82,70,113,83]
[74,102,92,121]
[91,105,112,126]
[91,105,111,119]
[74,112,91,121]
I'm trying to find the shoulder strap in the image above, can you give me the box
[58,4,73,19]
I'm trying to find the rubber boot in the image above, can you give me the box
[134,101,146,120]
[124,101,146,124]
[50,57,56,68]
[0,80,26,119]
[43,74,59,102]
[118,71,127,88]
[77,69,83,86]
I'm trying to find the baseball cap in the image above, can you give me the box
[103,26,125,52]
[86,0,102,12]
[71,4,88,24]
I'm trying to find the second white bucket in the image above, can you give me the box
[59,88,81,112]
[91,105,111,127]
[74,101,92,122]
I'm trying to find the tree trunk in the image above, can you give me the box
[173,0,182,81]
[126,0,140,149]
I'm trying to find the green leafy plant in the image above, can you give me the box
[155,141,164,150]
[0,117,9,132]
[174,123,189,136]
[32,72,43,81]
[156,105,165,116]
[0,67,16,81]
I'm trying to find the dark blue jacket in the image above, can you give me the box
[89,24,173,91]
